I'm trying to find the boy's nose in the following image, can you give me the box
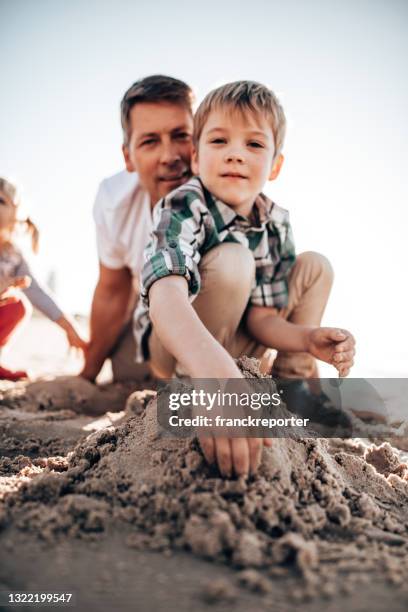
[225,151,245,163]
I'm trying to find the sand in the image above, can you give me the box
[1,359,408,611]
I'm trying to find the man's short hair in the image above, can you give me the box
[193,81,286,159]
[121,75,195,145]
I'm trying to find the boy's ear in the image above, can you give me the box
[122,144,136,173]
[269,154,284,181]
[191,146,199,176]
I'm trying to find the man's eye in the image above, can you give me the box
[174,132,191,141]
[0,198,6,205]
[140,139,157,146]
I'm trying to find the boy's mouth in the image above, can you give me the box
[220,172,248,179]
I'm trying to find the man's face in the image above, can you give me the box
[192,107,283,217]
[123,102,193,205]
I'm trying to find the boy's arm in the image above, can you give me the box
[149,275,271,476]
[246,305,355,377]
[149,276,241,379]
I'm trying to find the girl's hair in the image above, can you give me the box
[23,217,40,253]
[0,177,40,253]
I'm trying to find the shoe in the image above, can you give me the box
[278,379,353,433]
[0,365,28,381]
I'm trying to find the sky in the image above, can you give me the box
[1,0,407,376]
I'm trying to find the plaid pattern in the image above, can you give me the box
[133,176,295,362]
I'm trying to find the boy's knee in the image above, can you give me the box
[202,243,255,293]
[297,251,334,287]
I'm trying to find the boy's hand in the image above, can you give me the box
[199,436,272,478]
[307,327,355,377]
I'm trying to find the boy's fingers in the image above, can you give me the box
[248,438,263,475]
[215,438,232,477]
[328,329,347,341]
[263,438,273,447]
[332,350,355,363]
[199,436,215,466]
[334,340,355,353]
[231,438,249,477]
[335,356,354,372]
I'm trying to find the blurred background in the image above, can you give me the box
[1,0,407,376]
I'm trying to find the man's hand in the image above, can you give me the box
[199,436,272,478]
[307,327,355,377]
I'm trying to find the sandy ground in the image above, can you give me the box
[1,317,408,612]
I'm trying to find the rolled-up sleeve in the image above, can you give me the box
[141,193,205,304]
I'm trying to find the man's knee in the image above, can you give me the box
[296,251,334,288]
[201,243,255,295]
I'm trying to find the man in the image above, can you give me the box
[81,75,194,381]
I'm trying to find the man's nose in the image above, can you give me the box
[160,141,181,165]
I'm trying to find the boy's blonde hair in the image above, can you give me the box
[0,177,39,253]
[193,81,286,159]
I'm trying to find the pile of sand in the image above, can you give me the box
[1,365,408,602]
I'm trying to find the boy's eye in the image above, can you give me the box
[0,197,6,205]
[248,141,264,148]
[210,138,226,144]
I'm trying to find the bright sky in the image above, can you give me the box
[1,0,407,376]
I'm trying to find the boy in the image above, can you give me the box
[133,81,355,477]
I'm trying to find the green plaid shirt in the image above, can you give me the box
[133,176,296,362]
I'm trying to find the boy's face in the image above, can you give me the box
[192,107,283,217]
[123,102,193,206]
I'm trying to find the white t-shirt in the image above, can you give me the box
[93,170,153,279]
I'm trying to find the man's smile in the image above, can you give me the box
[158,169,190,183]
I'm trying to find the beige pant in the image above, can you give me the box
[149,243,333,379]
[109,320,151,382]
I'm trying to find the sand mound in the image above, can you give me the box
[1,374,408,601]
[0,376,144,416]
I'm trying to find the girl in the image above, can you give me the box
[0,177,86,381]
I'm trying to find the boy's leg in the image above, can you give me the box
[148,243,266,377]
[271,251,334,378]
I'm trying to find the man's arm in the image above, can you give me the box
[149,276,271,477]
[81,264,132,381]
[246,306,355,377]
